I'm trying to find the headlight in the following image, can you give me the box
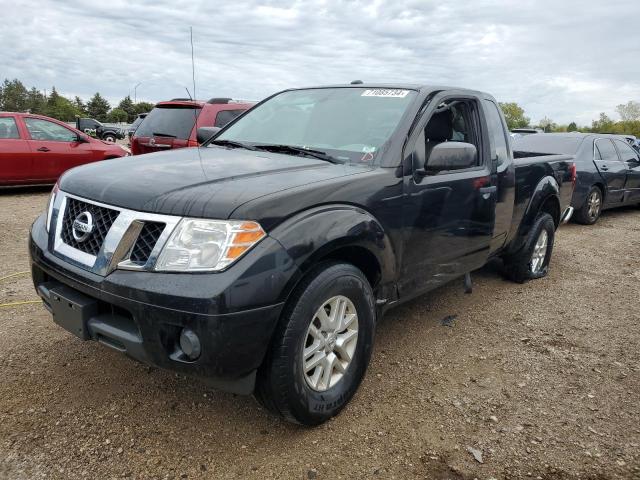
[45,183,59,233]
[155,219,266,272]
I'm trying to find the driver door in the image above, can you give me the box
[24,117,89,182]
[399,95,496,297]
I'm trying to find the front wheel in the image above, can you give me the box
[503,212,555,283]
[255,262,375,426]
[103,133,116,143]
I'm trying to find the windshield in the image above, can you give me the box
[134,106,200,139]
[513,134,585,155]
[216,87,417,163]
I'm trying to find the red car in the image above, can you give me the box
[130,97,254,155]
[0,112,128,186]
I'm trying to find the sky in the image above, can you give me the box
[2,0,639,125]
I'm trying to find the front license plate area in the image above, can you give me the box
[49,286,98,340]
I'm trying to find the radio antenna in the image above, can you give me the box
[189,26,205,173]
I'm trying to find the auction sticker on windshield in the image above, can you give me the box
[361,89,410,98]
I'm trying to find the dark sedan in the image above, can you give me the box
[514,133,640,224]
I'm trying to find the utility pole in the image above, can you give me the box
[133,83,142,103]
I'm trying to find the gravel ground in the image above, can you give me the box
[1,188,639,479]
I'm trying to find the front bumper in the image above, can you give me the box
[30,214,298,394]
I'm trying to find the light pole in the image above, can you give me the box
[133,83,142,103]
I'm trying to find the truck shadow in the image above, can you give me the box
[0,185,52,195]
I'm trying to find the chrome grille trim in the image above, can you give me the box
[50,191,182,276]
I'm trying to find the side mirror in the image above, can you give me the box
[196,127,221,144]
[421,142,477,174]
[76,134,90,143]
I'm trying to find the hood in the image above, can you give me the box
[59,146,372,220]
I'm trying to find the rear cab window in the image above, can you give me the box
[134,106,201,140]
[484,100,509,166]
[0,117,21,139]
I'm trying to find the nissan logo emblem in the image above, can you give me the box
[72,211,94,242]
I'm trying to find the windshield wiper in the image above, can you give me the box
[152,132,177,138]
[254,144,341,164]
[210,139,257,151]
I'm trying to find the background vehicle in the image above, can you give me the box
[511,127,542,135]
[30,84,575,426]
[1,112,128,186]
[76,118,126,143]
[127,113,147,141]
[130,97,254,155]
[514,133,640,224]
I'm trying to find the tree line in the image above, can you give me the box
[2,77,639,136]
[499,101,640,137]
[0,79,154,124]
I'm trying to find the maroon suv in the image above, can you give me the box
[130,98,254,155]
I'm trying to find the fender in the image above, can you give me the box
[507,175,560,255]
[269,204,398,305]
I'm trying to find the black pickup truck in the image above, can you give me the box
[76,118,125,143]
[30,84,575,425]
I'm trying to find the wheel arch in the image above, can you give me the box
[269,204,398,308]
[507,175,561,255]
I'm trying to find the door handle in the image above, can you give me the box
[479,186,497,194]
[37,147,50,152]
[600,164,608,171]
[479,185,497,199]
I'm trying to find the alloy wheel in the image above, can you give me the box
[530,230,548,274]
[587,190,601,220]
[302,295,359,392]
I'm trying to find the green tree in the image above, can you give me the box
[1,79,29,111]
[44,87,82,121]
[134,101,154,115]
[107,108,128,123]
[26,87,46,114]
[591,112,616,133]
[567,122,578,132]
[73,96,87,116]
[499,102,530,130]
[117,95,136,122]
[86,92,110,121]
[615,101,640,122]
[537,116,557,133]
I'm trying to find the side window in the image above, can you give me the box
[421,98,482,168]
[613,139,639,163]
[214,109,245,128]
[0,117,20,139]
[595,139,619,161]
[25,118,77,142]
[484,100,509,166]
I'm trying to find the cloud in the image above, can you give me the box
[1,0,639,125]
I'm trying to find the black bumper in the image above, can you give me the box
[29,215,297,394]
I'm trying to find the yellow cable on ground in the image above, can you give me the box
[0,300,42,308]
[0,271,30,282]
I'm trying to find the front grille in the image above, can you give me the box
[129,222,165,264]
[60,198,119,256]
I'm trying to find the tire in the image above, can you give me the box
[503,212,555,283]
[573,186,602,225]
[255,262,376,426]
[103,134,116,143]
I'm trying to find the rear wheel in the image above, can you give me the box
[574,186,602,224]
[103,133,116,143]
[503,212,555,283]
[255,262,375,426]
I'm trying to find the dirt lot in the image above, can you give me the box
[1,188,639,480]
